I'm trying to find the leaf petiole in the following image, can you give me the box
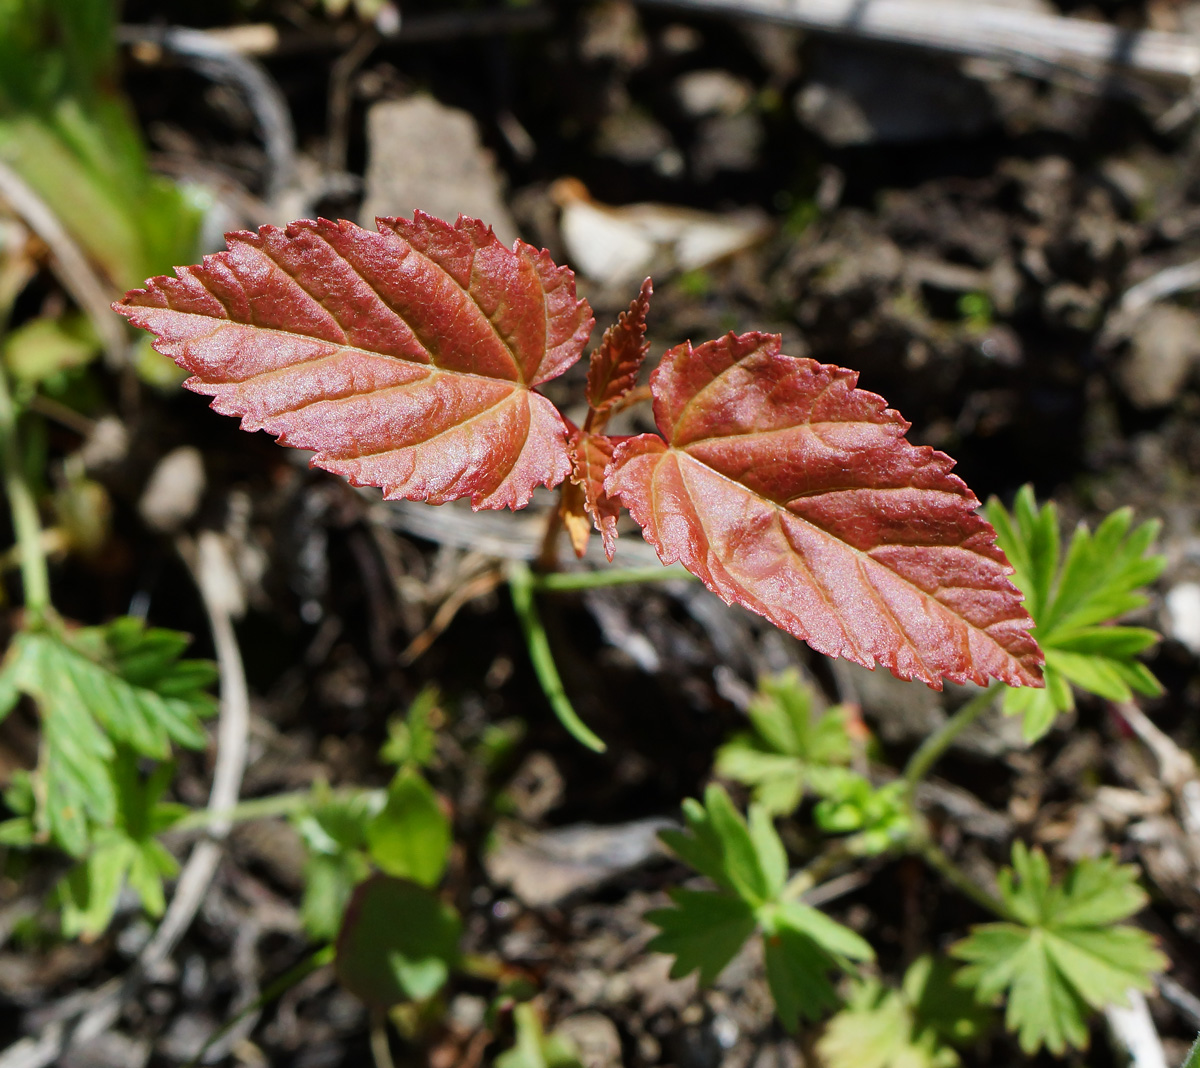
[507,560,606,753]
[186,944,335,1068]
[902,683,1002,791]
[530,565,694,592]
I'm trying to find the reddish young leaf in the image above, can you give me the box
[566,428,622,559]
[606,332,1044,689]
[114,214,593,509]
[585,278,653,429]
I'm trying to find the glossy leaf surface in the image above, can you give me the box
[607,333,1043,689]
[115,214,593,509]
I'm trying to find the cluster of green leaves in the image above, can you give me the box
[647,784,873,1030]
[0,618,215,934]
[716,670,910,855]
[714,670,856,816]
[986,486,1165,740]
[0,0,203,289]
[952,843,1166,1055]
[296,688,462,1009]
[818,956,992,1068]
[0,617,215,854]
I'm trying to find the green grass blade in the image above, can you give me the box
[507,561,606,753]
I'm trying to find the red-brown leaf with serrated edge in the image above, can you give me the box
[585,278,652,428]
[605,332,1044,689]
[114,214,594,510]
[567,429,622,559]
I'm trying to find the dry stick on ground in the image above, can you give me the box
[117,24,297,206]
[1106,989,1169,1068]
[634,0,1200,86]
[0,161,127,369]
[0,533,251,1068]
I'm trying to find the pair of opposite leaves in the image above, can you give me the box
[115,212,1043,693]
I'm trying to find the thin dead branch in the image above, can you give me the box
[635,0,1200,86]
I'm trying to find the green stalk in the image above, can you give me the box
[169,788,371,833]
[186,944,335,1068]
[531,565,695,592]
[0,369,49,619]
[917,833,1013,920]
[902,682,1015,920]
[903,683,1001,790]
[507,560,606,753]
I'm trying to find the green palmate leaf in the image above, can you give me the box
[334,875,461,1008]
[365,769,450,887]
[1,619,215,854]
[645,890,758,985]
[818,955,993,1068]
[57,750,183,936]
[658,784,785,906]
[495,1003,585,1068]
[715,670,856,816]
[652,785,872,1028]
[985,487,1165,741]
[952,843,1166,1055]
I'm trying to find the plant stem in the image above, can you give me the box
[780,841,854,900]
[531,565,694,592]
[0,369,49,619]
[370,1007,397,1068]
[507,560,606,753]
[901,682,1016,921]
[170,787,383,833]
[187,944,334,1068]
[917,833,1013,920]
[903,683,1001,790]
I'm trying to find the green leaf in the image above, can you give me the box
[986,487,1165,741]
[645,889,757,985]
[814,776,912,854]
[58,834,135,938]
[757,900,875,1031]
[715,670,855,816]
[335,875,461,1007]
[952,843,1166,1054]
[301,850,369,943]
[762,922,841,1030]
[295,787,381,856]
[1181,1035,1200,1068]
[365,770,450,887]
[658,784,784,906]
[495,1003,585,1068]
[6,620,215,854]
[380,685,441,769]
[767,900,874,963]
[818,979,959,1068]
[2,314,99,385]
[903,955,992,1046]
